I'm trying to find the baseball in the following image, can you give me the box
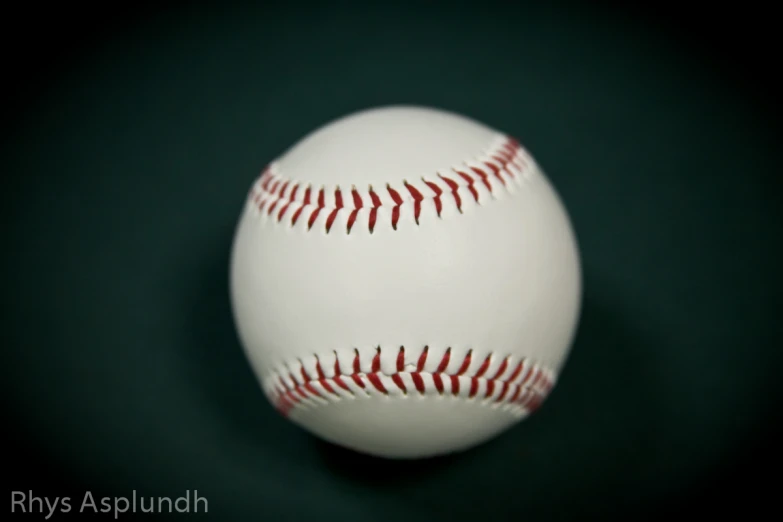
[229,106,582,459]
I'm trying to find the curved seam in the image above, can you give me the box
[264,346,555,417]
[245,135,535,233]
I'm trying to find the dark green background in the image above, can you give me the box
[3,3,781,521]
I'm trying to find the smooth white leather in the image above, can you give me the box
[229,106,582,458]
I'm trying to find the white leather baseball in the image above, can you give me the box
[229,106,582,459]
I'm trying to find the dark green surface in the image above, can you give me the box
[3,4,781,521]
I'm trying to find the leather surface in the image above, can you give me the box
[3,3,781,521]
[230,110,582,457]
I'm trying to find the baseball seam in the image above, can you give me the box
[246,136,535,234]
[266,346,555,417]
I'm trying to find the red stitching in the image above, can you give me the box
[306,188,326,230]
[267,197,278,217]
[268,346,554,417]
[404,181,423,224]
[455,170,480,202]
[387,185,403,230]
[470,166,492,192]
[290,186,311,226]
[250,137,529,233]
[261,169,273,191]
[368,188,381,233]
[438,174,462,213]
[484,161,506,186]
[422,180,443,217]
[332,354,350,392]
[279,180,290,199]
[314,360,335,395]
[325,188,343,233]
[347,188,362,233]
